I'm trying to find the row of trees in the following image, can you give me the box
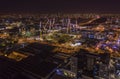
[49,33,73,44]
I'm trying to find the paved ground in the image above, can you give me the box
[82,75,93,79]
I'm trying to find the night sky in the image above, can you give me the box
[0,0,120,13]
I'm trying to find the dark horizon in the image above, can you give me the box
[0,0,120,14]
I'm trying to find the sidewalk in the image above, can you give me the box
[82,75,93,79]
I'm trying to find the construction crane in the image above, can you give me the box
[67,18,71,34]
[39,21,42,39]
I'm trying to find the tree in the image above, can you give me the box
[53,33,72,44]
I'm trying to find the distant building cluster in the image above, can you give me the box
[0,13,120,79]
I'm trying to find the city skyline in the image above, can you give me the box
[0,7,120,79]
